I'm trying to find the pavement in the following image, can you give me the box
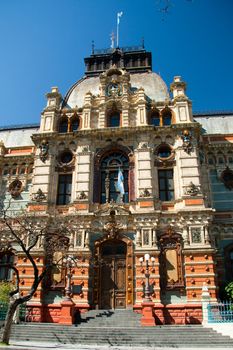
[0,342,232,350]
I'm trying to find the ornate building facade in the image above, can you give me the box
[1,46,233,324]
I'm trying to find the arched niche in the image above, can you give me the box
[93,234,133,309]
[93,144,135,203]
[159,228,184,292]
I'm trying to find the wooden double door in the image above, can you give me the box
[100,241,126,309]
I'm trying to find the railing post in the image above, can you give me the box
[202,283,210,325]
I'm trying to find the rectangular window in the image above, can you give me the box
[75,231,83,247]
[57,174,72,205]
[158,169,174,201]
[142,229,150,246]
[0,255,14,281]
[190,227,202,244]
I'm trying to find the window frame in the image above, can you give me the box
[56,173,73,205]
[158,169,174,201]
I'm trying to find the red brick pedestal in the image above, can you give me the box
[141,301,156,326]
[59,299,75,325]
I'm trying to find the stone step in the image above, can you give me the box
[3,309,233,348]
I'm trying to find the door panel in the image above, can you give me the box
[100,256,126,309]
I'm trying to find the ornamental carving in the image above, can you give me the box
[78,191,87,200]
[185,182,200,196]
[8,179,23,198]
[32,188,46,202]
[181,129,192,154]
[106,82,122,97]
[103,220,124,239]
[139,188,151,197]
[39,140,49,162]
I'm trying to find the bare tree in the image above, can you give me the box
[0,205,71,345]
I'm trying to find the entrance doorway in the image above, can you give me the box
[100,240,127,309]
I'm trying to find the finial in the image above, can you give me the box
[91,40,95,54]
[141,37,145,49]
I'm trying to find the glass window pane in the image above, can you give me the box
[160,191,166,201]
[159,179,166,190]
[168,178,174,190]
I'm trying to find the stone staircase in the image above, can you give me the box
[4,309,233,347]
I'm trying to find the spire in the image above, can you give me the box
[110,32,115,49]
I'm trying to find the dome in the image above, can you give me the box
[64,72,169,109]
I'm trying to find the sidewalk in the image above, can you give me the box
[0,342,231,350]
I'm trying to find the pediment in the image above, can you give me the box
[94,202,131,217]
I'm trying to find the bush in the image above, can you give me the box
[225,281,233,302]
[0,281,14,303]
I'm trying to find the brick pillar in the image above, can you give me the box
[141,301,156,326]
[59,299,75,325]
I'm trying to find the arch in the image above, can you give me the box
[107,111,120,127]
[100,151,129,203]
[93,235,134,309]
[159,228,184,291]
[148,108,160,126]
[161,107,173,126]
[207,152,216,165]
[70,114,80,132]
[93,144,135,203]
[58,116,68,133]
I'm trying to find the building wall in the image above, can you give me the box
[1,53,233,324]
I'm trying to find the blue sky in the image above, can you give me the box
[0,0,232,126]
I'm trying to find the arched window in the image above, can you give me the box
[100,151,129,203]
[108,112,120,127]
[149,110,160,126]
[71,116,80,132]
[162,108,172,126]
[58,117,68,133]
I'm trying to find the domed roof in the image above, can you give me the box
[64,72,169,109]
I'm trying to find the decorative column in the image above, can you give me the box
[60,256,75,325]
[140,254,156,326]
[201,284,210,325]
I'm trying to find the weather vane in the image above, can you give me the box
[116,11,123,48]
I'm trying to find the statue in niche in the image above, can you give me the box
[39,140,49,162]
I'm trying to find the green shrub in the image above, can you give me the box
[225,281,233,302]
[0,281,14,303]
